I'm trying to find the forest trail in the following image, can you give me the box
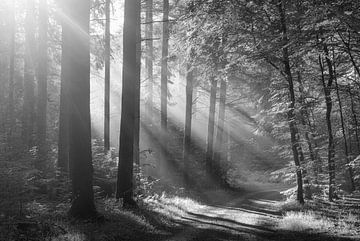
[148,188,356,241]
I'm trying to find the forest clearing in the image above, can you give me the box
[1,0,360,240]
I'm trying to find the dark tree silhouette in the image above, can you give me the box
[61,0,97,218]
[116,0,140,207]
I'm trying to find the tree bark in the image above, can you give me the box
[61,0,97,218]
[104,0,111,152]
[318,49,336,202]
[116,0,140,207]
[206,76,217,170]
[160,0,169,146]
[37,0,48,164]
[183,54,194,187]
[145,0,154,122]
[22,0,36,148]
[133,1,141,166]
[278,0,304,204]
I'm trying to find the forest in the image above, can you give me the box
[0,0,360,240]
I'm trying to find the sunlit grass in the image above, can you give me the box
[278,211,333,232]
[51,233,86,241]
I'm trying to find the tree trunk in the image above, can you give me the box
[22,0,36,148]
[7,0,15,143]
[319,50,336,202]
[37,0,48,164]
[145,0,154,122]
[296,72,312,199]
[183,55,194,187]
[58,10,70,173]
[213,78,227,178]
[116,0,140,207]
[206,76,217,170]
[61,0,96,218]
[334,60,355,192]
[160,0,169,144]
[104,0,111,152]
[278,0,304,204]
[133,1,141,166]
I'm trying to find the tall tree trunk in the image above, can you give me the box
[58,11,69,173]
[133,1,141,166]
[297,72,312,199]
[22,0,36,148]
[278,0,304,204]
[160,0,169,145]
[334,60,355,192]
[145,0,154,122]
[7,0,15,142]
[319,49,336,202]
[206,76,217,170]
[61,0,96,218]
[104,0,111,152]
[37,0,48,165]
[116,0,140,207]
[213,78,227,179]
[183,55,194,187]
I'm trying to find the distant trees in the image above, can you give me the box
[22,0,36,148]
[37,0,48,162]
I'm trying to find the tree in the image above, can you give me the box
[205,76,217,170]
[22,0,36,148]
[183,50,194,187]
[116,0,140,207]
[278,0,304,204]
[145,0,154,122]
[104,0,111,152]
[160,0,169,143]
[37,0,48,163]
[7,0,15,142]
[61,0,97,218]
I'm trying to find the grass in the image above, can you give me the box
[276,199,360,237]
[278,211,333,232]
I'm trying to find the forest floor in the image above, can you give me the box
[1,186,359,241]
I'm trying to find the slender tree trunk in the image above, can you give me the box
[183,55,194,187]
[334,60,355,192]
[58,14,69,173]
[213,78,227,178]
[206,76,217,170]
[104,0,111,152]
[160,0,169,145]
[297,72,312,199]
[349,86,360,153]
[22,0,36,148]
[37,0,48,165]
[145,0,153,122]
[116,0,140,207]
[7,1,15,142]
[278,0,304,204]
[319,50,336,202]
[61,0,96,218]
